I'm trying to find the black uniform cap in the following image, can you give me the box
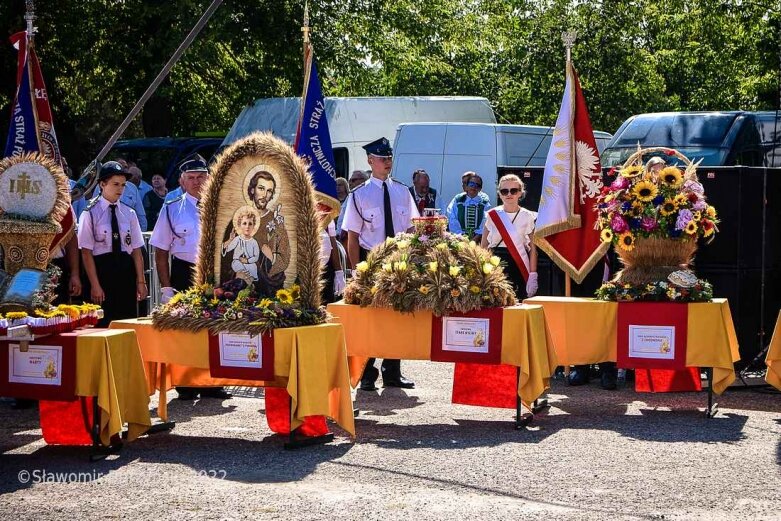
[362,137,392,158]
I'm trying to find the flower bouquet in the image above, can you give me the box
[151,280,327,335]
[594,147,718,302]
[344,215,516,315]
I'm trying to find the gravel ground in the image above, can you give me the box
[1,360,780,520]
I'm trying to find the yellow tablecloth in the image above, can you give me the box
[765,310,781,391]
[524,297,741,394]
[111,320,355,436]
[75,329,152,445]
[326,303,558,407]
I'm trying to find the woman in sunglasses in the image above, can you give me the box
[480,174,538,299]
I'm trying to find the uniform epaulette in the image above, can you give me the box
[390,178,410,188]
[350,181,369,194]
[163,194,185,205]
[85,195,101,211]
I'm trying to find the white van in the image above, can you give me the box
[391,122,612,211]
[222,96,497,178]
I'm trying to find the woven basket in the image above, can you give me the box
[614,237,697,285]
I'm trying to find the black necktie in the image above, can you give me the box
[383,181,395,239]
[109,204,121,254]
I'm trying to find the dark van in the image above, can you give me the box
[108,137,223,189]
[601,111,781,168]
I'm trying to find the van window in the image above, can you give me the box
[612,113,736,148]
[334,147,349,179]
[757,114,781,167]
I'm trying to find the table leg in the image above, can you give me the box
[515,366,533,429]
[149,362,176,434]
[705,367,718,419]
[89,396,122,461]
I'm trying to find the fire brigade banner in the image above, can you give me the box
[294,44,339,221]
[533,60,608,283]
[4,30,73,251]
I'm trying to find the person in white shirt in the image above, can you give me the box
[342,137,419,391]
[481,174,538,299]
[77,161,147,326]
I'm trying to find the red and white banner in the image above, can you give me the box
[431,308,503,364]
[616,302,688,371]
[208,331,274,381]
[487,209,530,283]
[533,60,608,283]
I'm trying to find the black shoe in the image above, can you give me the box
[199,387,232,399]
[567,366,590,386]
[11,399,36,410]
[383,375,415,389]
[176,389,199,400]
[600,363,618,390]
[358,380,378,391]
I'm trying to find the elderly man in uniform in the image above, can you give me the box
[343,137,419,391]
[150,154,230,401]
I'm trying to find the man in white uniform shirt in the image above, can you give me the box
[150,154,230,400]
[343,137,419,391]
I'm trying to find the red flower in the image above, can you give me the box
[608,167,616,176]
[687,192,698,203]
[664,149,675,156]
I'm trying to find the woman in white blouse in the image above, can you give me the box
[480,174,538,299]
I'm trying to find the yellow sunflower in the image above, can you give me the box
[705,205,717,219]
[276,289,293,304]
[674,194,687,206]
[632,180,658,202]
[600,228,614,243]
[685,220,698,235]
[620,165,643,178]
[703,224,715,237]
[617,232,635,251]
[692,210,702,222]
[659,198,678,216]
[659,166,683,188]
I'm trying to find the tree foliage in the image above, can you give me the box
[0,0,777,170]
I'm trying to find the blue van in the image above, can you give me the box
[108,137,223,189]
[601,111,781,168]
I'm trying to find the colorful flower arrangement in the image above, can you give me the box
[595,279,714,302]
[344,216,516,315]
[595,150,719,252]
[151,281,327,335]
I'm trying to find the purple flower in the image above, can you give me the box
[611,177,630,190]
[641,216,658,231]
[693,199,707,211]
[419,235,430,243]
[611,214,628,233]
[675,209,693,230]
[683,180,704,194]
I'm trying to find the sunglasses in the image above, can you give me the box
[466,181,482,188]
[499,187,521,196]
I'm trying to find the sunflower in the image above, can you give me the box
[620,165,643,178]
[685,220,698,235]
[674,194,687,206]
[703,224,715,237]
[632,180,658,202]
[275,289,293,304]
[659,166,683,188]
[705,205,717,219]
[659,198,678,216]
[600,228,614,243]
[617,231,635,251]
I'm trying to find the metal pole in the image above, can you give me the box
[90,0,224,164]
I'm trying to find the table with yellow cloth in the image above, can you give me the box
[75,329,152,445]
[326,303,558,408]
[765,310,781,391]
[111,320,355,437]
[524,297,740,395]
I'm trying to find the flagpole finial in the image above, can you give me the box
[561,30,576,63]
[301,1,310,45]
[25,0,37,38]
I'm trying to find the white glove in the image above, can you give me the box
[525,272,538,298]
[333,270,346,296]
[160,286,176,304]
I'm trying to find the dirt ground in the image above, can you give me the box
[1,361,780,520]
